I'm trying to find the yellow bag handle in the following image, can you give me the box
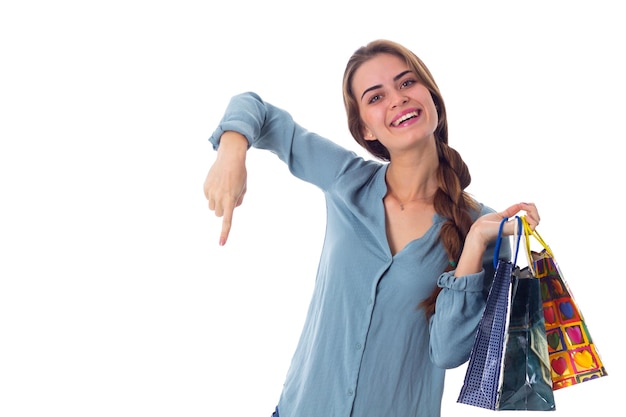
[521,215,554,275]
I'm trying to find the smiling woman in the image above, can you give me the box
[0,2,621,417]
[203,39,541,417]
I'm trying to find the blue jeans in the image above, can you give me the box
[271,406,279,417]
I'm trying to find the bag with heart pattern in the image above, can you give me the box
[522,216,607,390]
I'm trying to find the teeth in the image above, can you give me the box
[393,111,418,126]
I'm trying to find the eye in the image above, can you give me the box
[367,94,382,104]
[400,78,417,89]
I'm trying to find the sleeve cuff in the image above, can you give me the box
[208,121,254,151]
[437,270,485,292]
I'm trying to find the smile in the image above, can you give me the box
[391,110,420,127]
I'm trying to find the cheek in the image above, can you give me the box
[360,106,384,129]
[358,109,375,132]
[426,99,439,127]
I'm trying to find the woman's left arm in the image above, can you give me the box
[428,202,540,369]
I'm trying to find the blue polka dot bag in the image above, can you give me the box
[457,216,556,411]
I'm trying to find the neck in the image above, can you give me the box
[385,153,439,203]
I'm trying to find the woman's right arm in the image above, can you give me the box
[205,92,365,245]
[209,92,363,187]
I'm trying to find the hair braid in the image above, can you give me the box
[419,142,478,319]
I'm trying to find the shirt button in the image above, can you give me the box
[355,343,362,350]
[368,298,373,305]
[348,389,354,396]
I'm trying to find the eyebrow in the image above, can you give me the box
[360,70,414,100]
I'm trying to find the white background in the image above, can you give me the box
[1,1,624,416]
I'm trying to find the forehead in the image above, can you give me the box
[352,53,410,91]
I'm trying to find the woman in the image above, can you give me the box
[204,39,540,417]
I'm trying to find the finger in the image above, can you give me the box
[498,203,534,235]
[498,203,526,220]
[219,216,232,246]
[519,202,540,229]
[219,200,236,246]
[203,173,212,201]
[498,202,541,234]
[235,192,245,208]
[208,195,223,217]
[500,216,522,236]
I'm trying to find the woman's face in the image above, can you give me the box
[352,53,438,154]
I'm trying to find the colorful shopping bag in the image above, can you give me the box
[521,217,607,390]
[458,217,555,410]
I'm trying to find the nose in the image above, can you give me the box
[391,91,409,108]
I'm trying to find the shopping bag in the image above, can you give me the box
[521,217,608,390]
[457,216,556,411]
[497,266,555,411]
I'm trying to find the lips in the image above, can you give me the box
[391,109,421,127]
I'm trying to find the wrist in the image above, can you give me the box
[464,226,489,252]
[218,131,248,160]
[454,229,488,277]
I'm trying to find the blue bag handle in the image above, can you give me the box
[493,216,522,269]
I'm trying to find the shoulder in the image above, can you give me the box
[470,200,497,220]
[326,160,387,205]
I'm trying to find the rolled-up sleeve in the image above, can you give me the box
[208,92,368,192]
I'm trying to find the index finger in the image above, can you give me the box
[219,200,236,246]
[499,202,536,219]
[499,202,539,234]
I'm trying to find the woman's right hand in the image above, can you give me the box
[203,131,249,245]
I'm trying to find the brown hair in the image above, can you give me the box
[342,40,478,319]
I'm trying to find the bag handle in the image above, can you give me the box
[521,215,554,275]
[493,216,523,269]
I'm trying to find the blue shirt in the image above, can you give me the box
[209,92,510,417]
